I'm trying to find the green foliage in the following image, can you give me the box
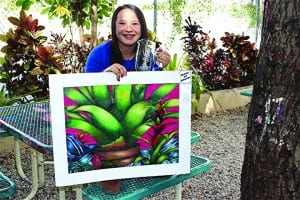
[191,73,207,100]
[167,0,186,33]
[0,0,18,11]
[184,0,214,19]
[16,0,114,29]
[14,0,115,47]
[164,53,182,71]
[165,54,179,71]
[0,85,20,106]
[230,3,258,28]
[143,0,186,35]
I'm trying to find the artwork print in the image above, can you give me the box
[49,71,191,186]
[64,83,180,173]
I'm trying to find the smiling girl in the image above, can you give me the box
[85,4,171,81]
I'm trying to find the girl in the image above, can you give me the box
[85,4,171,81]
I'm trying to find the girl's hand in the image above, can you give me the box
[104,63,127,81]
[156,48,171,68]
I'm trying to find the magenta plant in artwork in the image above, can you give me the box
[63,83,179,172]
[182,17,258,91]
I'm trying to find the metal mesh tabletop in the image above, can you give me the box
[0,102,52,155]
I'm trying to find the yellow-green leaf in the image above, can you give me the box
[55,6,70,16]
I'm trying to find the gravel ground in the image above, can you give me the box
[0,105,248,200]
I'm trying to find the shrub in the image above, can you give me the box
[182,17,258,91]
[0,10,90,103]
[0,10,63,102]
[49,32,91,74]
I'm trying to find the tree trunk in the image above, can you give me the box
[241,1,300,200]
[77,9,85,47]
[90,0,98,49]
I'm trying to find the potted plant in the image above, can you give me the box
[64,83,180,193]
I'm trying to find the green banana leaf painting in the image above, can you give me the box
[64,83,180,173]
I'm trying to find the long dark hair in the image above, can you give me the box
[110,4,148,65]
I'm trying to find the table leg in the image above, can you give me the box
[37,152,45,188]
[14,138,49,199]
[14,139,31,184]
[74,185,83,200]
[59,187,66,200]
[175,183,182,200]
[24,149,39,200]
[59,185,82,200]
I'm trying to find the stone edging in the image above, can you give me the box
[192,85,253,114]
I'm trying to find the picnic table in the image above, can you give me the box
[0,102,52,199]
[0,101,210,199]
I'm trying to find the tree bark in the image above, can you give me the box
[241,1,300,200]
[77,10,85,47]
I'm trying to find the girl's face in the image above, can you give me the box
[115,8,142,48]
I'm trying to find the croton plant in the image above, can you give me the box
[182,17,258,91]
[0,10,90,103]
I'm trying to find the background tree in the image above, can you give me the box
[16,0,115,48]
[241,1,299,199]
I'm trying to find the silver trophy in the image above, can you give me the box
[135,39,156,71]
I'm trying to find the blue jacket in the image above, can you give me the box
[85,40,162,72]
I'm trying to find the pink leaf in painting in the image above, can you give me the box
[162,85,179,101]
[144,84,161,100]
[64,95,77,106]
[160,117,178,126]
[160,123,179,135]
[166,106,179,113]
[138,126,156,149]
[66,129,97,146]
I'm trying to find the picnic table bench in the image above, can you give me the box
[240,89,253,97]
[0,171,16,199]
[0,102,210,199]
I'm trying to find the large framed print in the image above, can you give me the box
[49,71,192,186]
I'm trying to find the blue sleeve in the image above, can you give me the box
[85,41,111,72]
